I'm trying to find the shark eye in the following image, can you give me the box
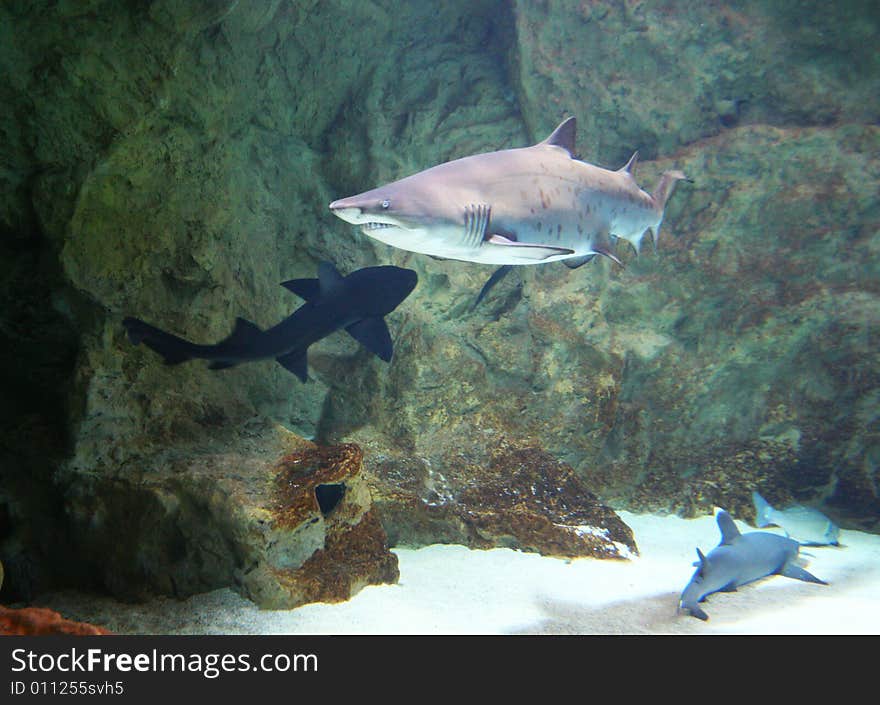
[381,199,391,209]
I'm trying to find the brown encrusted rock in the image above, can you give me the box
[367,440,637,560]
[64,426,398,609]
[0,605,112,635]
[242,442,399,609]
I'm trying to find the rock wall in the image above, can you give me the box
[0,0,877,601]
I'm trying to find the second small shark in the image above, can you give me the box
[123,262,417,382]
[753,491,840,546]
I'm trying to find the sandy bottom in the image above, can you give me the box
[36,512,880,635]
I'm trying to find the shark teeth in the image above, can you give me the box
[363,222,397,231]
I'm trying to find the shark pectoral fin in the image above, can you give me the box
[487,234,574,261]
[276,351,308,382]
[346,317,393,362]
[280,277,321,301]
[317,261,345,296]
[718,582,738,593]
[681,602,709,621]
[779,563,827,585]
[562,254,597,269]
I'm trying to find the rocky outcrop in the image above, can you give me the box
[367,441,636,559]
[64,427,398,608]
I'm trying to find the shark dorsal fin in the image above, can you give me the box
[317,261,345,295]
[618,150,639,176]
[716,510,741,545]
[540,117,576,156]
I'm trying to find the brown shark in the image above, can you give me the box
[329,117,688,267]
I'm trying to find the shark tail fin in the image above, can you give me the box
[645,170,690,250]
[122,317,195,365]
[651,170,689,213]
[752,491,774,528]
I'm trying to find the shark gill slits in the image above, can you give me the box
[315,483,346,516]
[464,203,490,249]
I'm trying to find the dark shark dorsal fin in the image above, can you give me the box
[346,316,393,362]
[317,261,345,296]
[716,511,741,545]
[618,150,639,176]
[539,117,576,156]
[281,277,321,301]
[221,317,262,346]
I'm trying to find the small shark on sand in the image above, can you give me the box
[123,262,417,382]
[752,491,840,546]
[679,510,827,621]
[329,116,688,269]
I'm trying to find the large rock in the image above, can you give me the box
[366,440,636,559]
[64,427,398,608]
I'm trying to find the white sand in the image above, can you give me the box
[39,512,880,635]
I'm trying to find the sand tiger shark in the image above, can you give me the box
[678,510,827,621]
[123,262,417,382]
[329,117,688,268]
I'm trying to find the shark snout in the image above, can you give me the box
[328,198,365,224]
[329,205,362,225]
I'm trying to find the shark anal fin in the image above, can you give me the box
[281,277,321,301]
[562,254,597,269]
[276,350,308,382]
[779,563,827,585]
[346,316,393,362]
[487,234,574,261]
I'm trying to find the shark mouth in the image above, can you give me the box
[362,222,400,231]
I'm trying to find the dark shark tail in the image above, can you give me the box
[122,317,198,365]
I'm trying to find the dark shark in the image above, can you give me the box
[123,262,417,382]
